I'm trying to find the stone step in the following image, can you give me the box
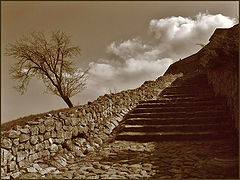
[162,94,214,99]
[132,105,226,113]
[171,74,208,82]
[139,97,225,104]
[124,116,229,125]
[128,110,227,119]
[137,99,226,108]
[171,79,209,86]
[122,123,231,132]
[116,131,234,142]
[171,79,209,85]
[162,87,213,94]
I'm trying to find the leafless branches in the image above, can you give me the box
[5,30,88,107]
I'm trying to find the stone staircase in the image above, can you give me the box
[116,73,235,142]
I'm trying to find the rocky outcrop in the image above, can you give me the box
[1,73,182,178]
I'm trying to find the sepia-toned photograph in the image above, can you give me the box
[1,1,239,179]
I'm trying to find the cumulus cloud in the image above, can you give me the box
[76,13,237,104]
[106,38,152,61]
[148,13,238,58]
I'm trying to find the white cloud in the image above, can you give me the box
[148,13,238,58]
[76,13,237,104]
[106,38,152,61]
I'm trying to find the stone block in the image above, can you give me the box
[35,143,44,152]
[56,130,65,139]
[12,138,19,146]
[44,119,55,126]
[27,167,38,173]
[94,137,103,145]
[99,132,108,140]
[42,150,50,157]
[72,126,79,137]
[71,118,80,126]
[72,146,84,157]
[75,138,86,146]
[30,126,39,135]
[10,172,22,179]
[85,145,94,153]
[29,153,38,163]
[54,138,64,144]
[63,125,73,131]
[115,116,122,122]
[17,150,28,162]
[19,134,30,143]
[111,119,119,127]
[44,132,51,139]
[37,151,43,159]
[64,118,71,126]
[55,156,67,167]
[89,122,95,131]
[18,159,30,168]
[8,130,21,139]
[65,139,73,147]
[38,125,46,134]
[33,163,43,171]
[43,140,50,149]
[38,135,44,142]
[1,168,8,178]
[1,148,13,166]
[64,131,72,139]
[19,127,30,134]
[46,125,55,132]
[104,128,112,135]
[58,145,63,152]
[51,131,57,138]
[18,143,25,150]
[29,147,35,154]
[49,138,54,144]
[8,161,18,172]
[39,167,56,175]
[11,146,18,156]
[24,141,31,150]
[50,144,58,152]
[30,136,38,145]
[55,121,62,131]
[1,138,12,149]
[78,126,85,134]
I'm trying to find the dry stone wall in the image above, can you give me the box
[1,73,182,178]
[206,66,239,131]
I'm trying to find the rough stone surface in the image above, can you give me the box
[30,136,38,145]
[19,134,30,143]
[19,128,30,134]
[30,126,39,135]
[1,73,183,179]
[17,151,28,162]
[1,148,13,166]
[1,138,12,149]
[39,167,56,175]
[8,130,21,139]
[27,167,38,173]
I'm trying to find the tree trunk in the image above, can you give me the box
[62,96,74,108]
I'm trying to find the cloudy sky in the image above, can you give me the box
[1,1,239,123]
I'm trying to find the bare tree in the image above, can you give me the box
[5,30,88,108]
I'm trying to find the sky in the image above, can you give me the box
[1,1,239,123]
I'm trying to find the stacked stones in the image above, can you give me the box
[207,68,239,131]
[1,73,182,178]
